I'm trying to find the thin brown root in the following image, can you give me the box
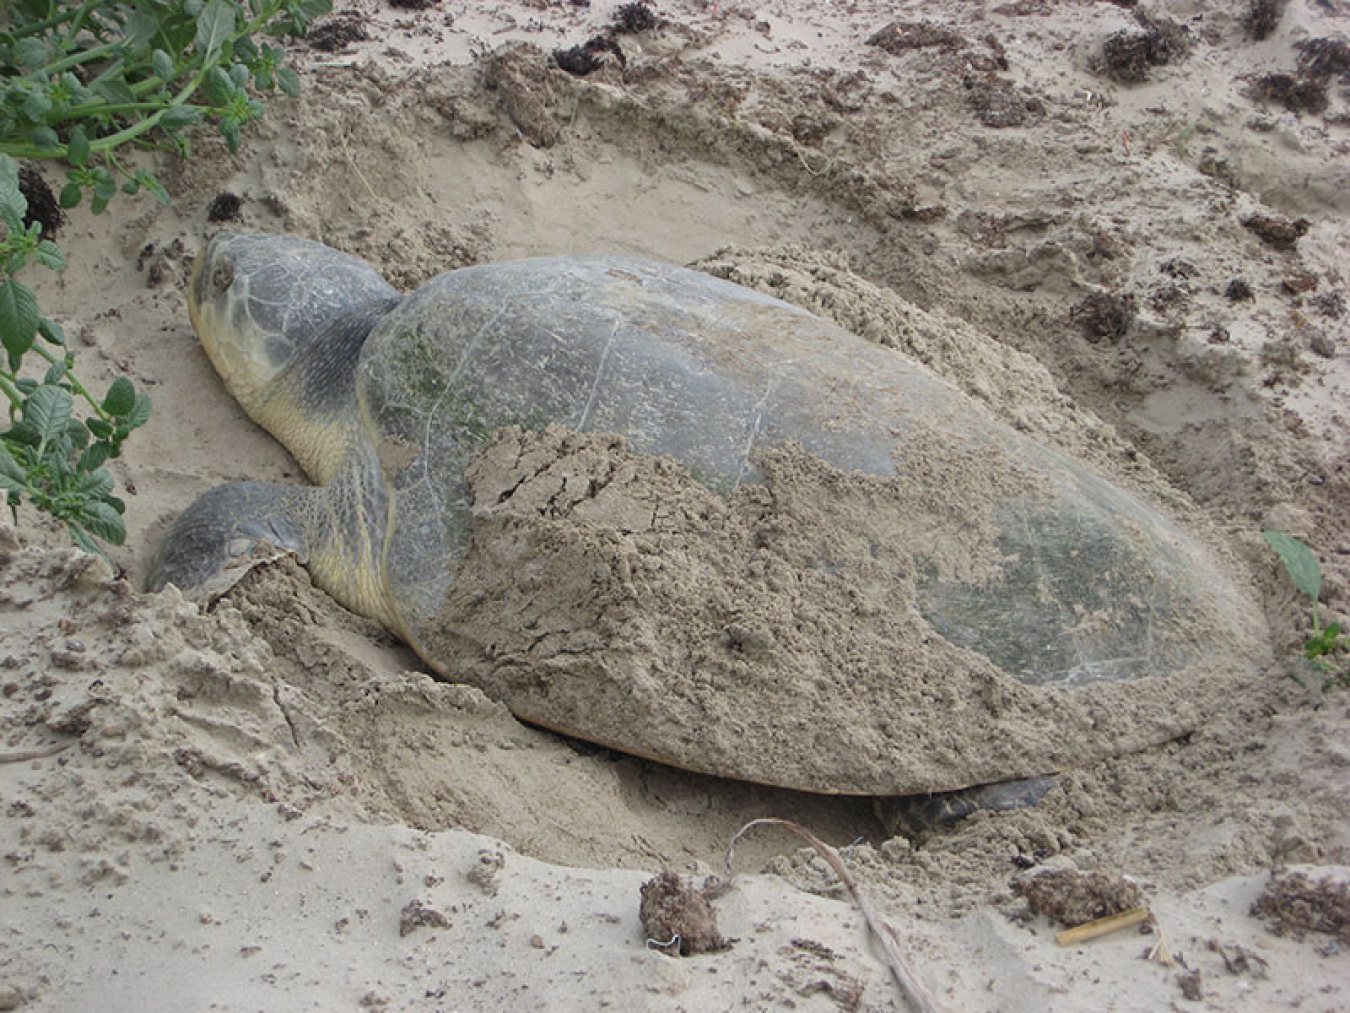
[1055,905,1151,946]
[725,817,946,1013]
[0,741,73,764]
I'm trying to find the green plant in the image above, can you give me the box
[1,153,150,553]
[2,0,330,207]
[0,0,328,555]
[1263,530,1348,688]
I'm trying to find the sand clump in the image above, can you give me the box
[425,422,1260,797]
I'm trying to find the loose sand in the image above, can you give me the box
[3,1,1348,1009]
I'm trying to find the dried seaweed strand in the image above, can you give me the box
[725,817,945,1013]
[0,742,73,764]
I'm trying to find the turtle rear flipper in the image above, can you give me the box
[875,775,1058,839]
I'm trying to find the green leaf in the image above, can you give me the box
[92,78,137,108]
[102,377,136,416]
[0,155,26,218]
[1263,531,1322,601]
[23,385,74,446]
[76,498,126,545]
[79,442,110,473]
[35,241,66,271]
[59,182,83,208]
[219,118,241,153]
[195,0,237,58]
[86,418,114,439]
[28,125,59,150]
[0,278,40,364]
[152,48,176,83]
[42,358,68,384]
[135,172,171,205]
[283,0,333,33]
[277,66,300,98]
[76,468,114,500]
[67,125,91,167]
[63,416,89,450]
[13,38,48,69]
[67,523,101,557]
[126,392,153,429]
[20,87,54,123]
[0,442,26,494]
[38,318,67,346]
[203,66,235,105]
[160,105,203,129]
[123,11,161,50]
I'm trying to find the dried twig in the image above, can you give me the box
[1056,905,1151,946]
[725,817,945,1013]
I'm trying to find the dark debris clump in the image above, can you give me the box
[638,871,731,956]
[965,74,1042,127]
[553,35,626,76]
[1244,0,1289,41]
[611,2,657,34]
[1249,37,1349,115]
[1297,38,1350,80]
[398,899,451,937]
[1100,13,1190,84]
[1251,870,1350,942]
[18,164,64,238]
[206,192,245,223]
[305,15,369,53]
[1252,72,1328,114]
[1071,291,1136,342]
[1310,290,1345,319]
[1242,214,1310,250]
[1013,868,1144,927]
[866,21,967,55]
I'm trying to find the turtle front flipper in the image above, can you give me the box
[148,481,319,601]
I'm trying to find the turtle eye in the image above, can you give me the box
[211,260,235,292]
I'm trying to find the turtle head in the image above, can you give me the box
[189,232,401,479]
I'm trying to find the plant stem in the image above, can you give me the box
[5,7,82,41]
[30,344,107,420]
[25,39,121,78]
[0,372,24,411]
[62,0,106,46]
[54,100,178,122]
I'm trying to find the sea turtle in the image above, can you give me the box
[150,233,1264,798]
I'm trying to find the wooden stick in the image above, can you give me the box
[1056,906,1151,946]
[725,817,946,1013]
